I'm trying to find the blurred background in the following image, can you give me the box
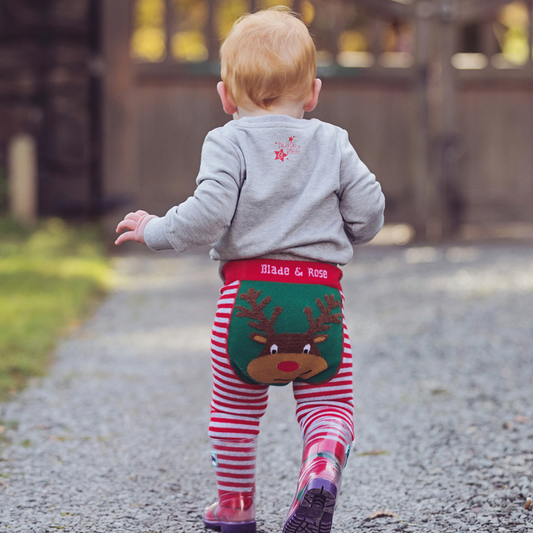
[1,3,533,524]
[0,0,532,242]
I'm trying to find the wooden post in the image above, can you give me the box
[529,0,533,64]
[8,133,38,224]
[480,20,499,59]
[436,0,463,238]
[206,0,218,60]
[412,0,433,239]
[164,0,173,62]
[292,0,302,15]
[422,0,462,240]
[101,0,136,229]
[369,16,385,58]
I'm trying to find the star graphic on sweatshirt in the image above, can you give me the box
[275,148,288,161]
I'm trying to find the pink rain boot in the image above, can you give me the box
[203,438,257,533]
[283,422,352,533]
[203,490,256,533]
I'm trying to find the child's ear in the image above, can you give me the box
[217,82,238,115]
[303,78,322,113]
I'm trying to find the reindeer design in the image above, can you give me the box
[235,287,342,385]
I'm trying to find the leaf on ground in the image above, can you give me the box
[525,498,532,510]
[365,510,399,521]
[356,450,390,457]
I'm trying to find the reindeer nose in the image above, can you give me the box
[277,361,299,373]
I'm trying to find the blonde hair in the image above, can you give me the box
[220,6,316,110]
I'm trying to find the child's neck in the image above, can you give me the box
[234,99,305,120]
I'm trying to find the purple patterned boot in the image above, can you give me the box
[283,422,352,533]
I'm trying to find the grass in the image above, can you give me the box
[0,217,111,401]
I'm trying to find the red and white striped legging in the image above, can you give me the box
[209,277,354,494]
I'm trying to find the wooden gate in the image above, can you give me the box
[102,0,533,240]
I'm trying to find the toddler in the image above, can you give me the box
[115,7,385,533]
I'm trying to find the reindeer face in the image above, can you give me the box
[247,332,329,384]
[228,282,343,386]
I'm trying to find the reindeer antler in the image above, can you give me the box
[236,288,282,336]
[304,294,342,336]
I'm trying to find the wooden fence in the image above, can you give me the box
[102,0,533,240]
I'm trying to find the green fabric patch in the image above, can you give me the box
[227,281,343,386]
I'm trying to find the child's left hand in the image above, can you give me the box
[115,210,158,246]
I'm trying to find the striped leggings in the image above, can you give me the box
[208,279,355,494]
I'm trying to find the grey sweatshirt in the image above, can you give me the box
[144,115,385,265]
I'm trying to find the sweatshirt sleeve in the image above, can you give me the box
[338,130,385,245]
[144,129,243,253]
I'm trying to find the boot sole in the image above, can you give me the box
[283,478,337,533]
[203,517,257,533]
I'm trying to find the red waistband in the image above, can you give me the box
[222,259,343,289]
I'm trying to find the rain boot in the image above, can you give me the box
[203,438,257,533]
[283,422,352,533]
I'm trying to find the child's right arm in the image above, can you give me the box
[136,130,243,253]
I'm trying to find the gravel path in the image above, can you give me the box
[1,243,532,533]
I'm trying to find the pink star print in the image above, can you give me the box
[275,149,288,161]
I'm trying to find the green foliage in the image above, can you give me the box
[0,218,111,401]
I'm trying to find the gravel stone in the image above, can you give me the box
[1,243,533,532]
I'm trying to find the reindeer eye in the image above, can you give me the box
[303,344,311,354]
[270,344,278,354]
